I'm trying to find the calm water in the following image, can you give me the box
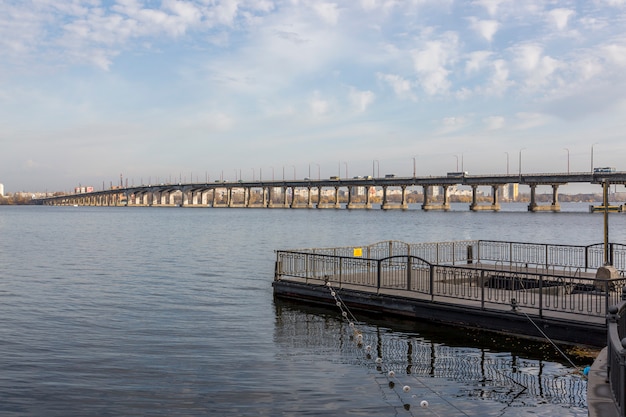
[1,203,622,416]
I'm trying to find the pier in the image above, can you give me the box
[272,239,626,347]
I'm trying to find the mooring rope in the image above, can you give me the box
[325,281,471,416]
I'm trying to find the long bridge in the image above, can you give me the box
[38,171,626,212]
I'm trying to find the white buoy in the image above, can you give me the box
[375,357,383,364]
[403,385,411,392]
[420,400,429,408]
[388,370,395,377]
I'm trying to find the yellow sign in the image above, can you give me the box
[353,247,363,257]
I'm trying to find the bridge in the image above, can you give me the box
[37,171,626,212]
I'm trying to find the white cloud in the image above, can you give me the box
[473,0,509,17]
[348,88,375,112]
[468,18,500,42]
[310,91,330,116]
[548,8,575,30]
[465,50,493,73]
[377,73,416,100]
[411,32,459,95]
[483,115,505,130]
[511,44,561,90]
[311,2,340,25]
[513,112,551,130]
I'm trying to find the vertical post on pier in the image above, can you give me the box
[604,179,610,265]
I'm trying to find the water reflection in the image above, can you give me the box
[274,298,588,416]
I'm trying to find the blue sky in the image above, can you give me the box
[1,0,626,193]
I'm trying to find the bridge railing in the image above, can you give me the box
[606,291,626,417]
[275,248,626,319]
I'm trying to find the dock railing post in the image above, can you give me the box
[377,259,382,293]
[538,275,543,319]
[480,270,485,310]
[429,265,435,300]
[407,256,412,291]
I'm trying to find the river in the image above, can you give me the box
[1,203,621,416]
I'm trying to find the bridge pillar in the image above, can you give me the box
[421,185,449,211]
[470,185,500,211]
[527,184,561,212]
[346,186,354,209]
[226,188,232,207]
[267,187,274,208]
[381,186,388,209]
[401,185,409,209]
[306,187,314,208]
[334,186,341,208]
[244,187,250,207]
[315,186,323,209]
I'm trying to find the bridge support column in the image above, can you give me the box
[267,187,274,208]
[421,185,449,211]
[244,187,250,207]
[401,185,408,209]
[470,185,500,211]
[334,186,341,208]
[381,186,388,209]
[307,187,314,208]
[527,184,561,212]
[346,186,354,209]
[227,188,233,207]
[315,186,323,208]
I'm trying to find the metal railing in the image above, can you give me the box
[275,241,626,319]
[607,290,626,416]
[286,240,626,274]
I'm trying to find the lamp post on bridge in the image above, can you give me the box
[309,163,320,180]
[591,142,599,172]
[412,156,417,178]
[454,155,459,171]
[343,162,348,179]
[518,148,525,177]
[372,160,379,178]
[564,148,570,174]
[504,152,509,175]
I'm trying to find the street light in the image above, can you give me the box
[591,142,599,172]
[372,160,379,178]
[453,155,459,171]
[343,162,348,179]
[504,152,509,175]
[412,156,417,177]
[518,148,526,176]
[564,148,570,174]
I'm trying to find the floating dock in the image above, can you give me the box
[272,240,626,347]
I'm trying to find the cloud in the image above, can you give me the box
[377,73,416,100]
[468,17,500,42]
[483,115,505,130]
[311,2,341,25]
[547,8,575,30]
[348,88,375,112]
[511,43,561,90]
[411,32,459,95]
[309,91,330,117]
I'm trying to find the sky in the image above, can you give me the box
[2,0,626,193]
